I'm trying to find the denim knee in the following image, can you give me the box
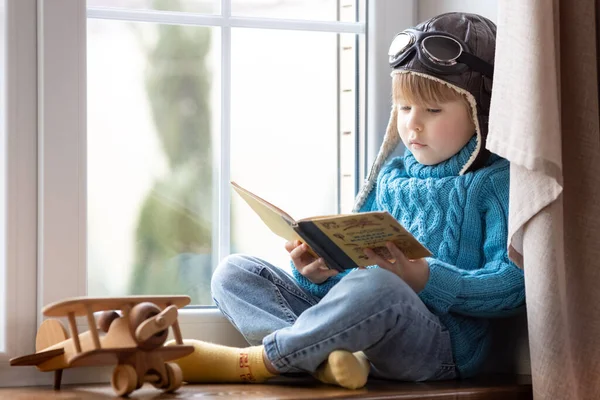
[210,254,254,301]
[339,268,415,307]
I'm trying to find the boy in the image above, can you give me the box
[169,12,525,389]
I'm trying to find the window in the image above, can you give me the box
[84,0,366,305]
[0,0,418,388]
[86,18,221,303]
[37,0,415,322]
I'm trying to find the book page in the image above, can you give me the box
[231,182,303,244]
[306,214,351,221]
[309,211,432,267]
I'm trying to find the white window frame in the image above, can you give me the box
[0,0,40,386]
[1,0,418,388]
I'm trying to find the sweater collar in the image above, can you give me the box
[404,135,478,178]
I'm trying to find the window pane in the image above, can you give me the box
[0,0,5,352]
[87,19,219,305]
[230,28,358,272]
[232,0,360,22]
[87,0,218,14]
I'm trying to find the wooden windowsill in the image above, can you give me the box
[0,374,532,399]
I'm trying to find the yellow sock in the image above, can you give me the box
[167,339,276,383]
[313,350,370,390]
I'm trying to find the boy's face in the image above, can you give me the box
[395,99,475,166]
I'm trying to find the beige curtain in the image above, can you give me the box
[487,1,600,398]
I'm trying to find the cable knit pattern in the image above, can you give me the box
[291,136,525,378]
[438,174,472,261]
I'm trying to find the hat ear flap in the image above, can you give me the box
[383,105,402,158]
[371,105,401,180]
[352,105,401,212]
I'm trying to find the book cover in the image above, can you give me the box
[231,181,432,272]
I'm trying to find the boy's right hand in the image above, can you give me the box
[285,240,338,284]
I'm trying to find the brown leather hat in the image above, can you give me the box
[353,13,496,212]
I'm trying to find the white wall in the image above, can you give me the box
[418,0,497,23]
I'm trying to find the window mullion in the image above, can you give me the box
[215,0,232,266]
[86,7,364,34]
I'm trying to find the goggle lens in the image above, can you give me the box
[388,33,413,59]
[422,36,462,64]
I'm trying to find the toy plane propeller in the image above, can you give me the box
[10,295,195,397]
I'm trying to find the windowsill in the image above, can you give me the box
[0,374,533,398]
[178,306,228,323]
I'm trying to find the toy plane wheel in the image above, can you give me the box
[111,364,138,397]
[161,362,183,393]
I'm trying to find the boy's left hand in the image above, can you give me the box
[363,242,430,293]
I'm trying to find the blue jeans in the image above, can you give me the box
[211,254,457,381]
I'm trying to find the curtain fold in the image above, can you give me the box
[488,1,600,399]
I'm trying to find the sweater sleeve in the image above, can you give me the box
[290,261,351,298]
[417,173,525,317]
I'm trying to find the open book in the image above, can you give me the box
[231,181,432,272]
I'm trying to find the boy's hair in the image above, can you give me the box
[392,73,473,122]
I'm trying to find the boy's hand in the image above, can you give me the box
[285,240,338,284]
[363,242,430,293]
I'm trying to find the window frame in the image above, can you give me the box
[40,0,374,313]
[0,0,40,385]
[0,0,419,388]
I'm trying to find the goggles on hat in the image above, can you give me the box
[388,29,494,78]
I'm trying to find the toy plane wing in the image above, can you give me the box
[42,295,191,317]
[10,348,65,366]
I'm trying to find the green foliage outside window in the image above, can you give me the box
[129,0,213,304]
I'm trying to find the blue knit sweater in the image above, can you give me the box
[291,137,526,378]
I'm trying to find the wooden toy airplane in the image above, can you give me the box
[10,295,195,397]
